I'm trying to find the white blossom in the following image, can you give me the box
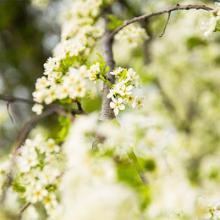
[110,97,125,115]
[32,104,44,115]
[115,24,148,48]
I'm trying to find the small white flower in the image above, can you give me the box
[35,76,49,90]
[132,97,143,109]
[44,87,57,104]
[115,24,148,48]
[46,139,60,153]
[17,146,38,173]
[43,193,58,215]
[56,85,69,100]
[110,98,125,116]
[203,16,218,37]
[32,90,46,103]
[89,63,100,81]
[38,165,60,185]
[32,104,43,115]
[44,57,60,75]
[107,89,115,99]
[26,183,48,203]
[110,67,124,76]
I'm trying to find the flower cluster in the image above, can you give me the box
[203,3,220,37]
[88,63,101,82]
[107,67,141,115]
[97,113,174,158]
[206,202,220,220]
[115,24,148,48]
[41,112,177,220]
[32,0,107,114]
[13,135,62,216]
[32,63,98,114]
[49,114,143,220]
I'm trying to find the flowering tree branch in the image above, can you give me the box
[0,104,82,204]
[109,4,213,39]
[12,105,76,153]
[100,16,116,120]
[100,4,213,120]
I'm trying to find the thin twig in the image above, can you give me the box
[109,4,213,39]
[159,11,171,37]
[17,203,31,219]
[76,100,83,113]
[0,94,35,122]
[7,102,15,124]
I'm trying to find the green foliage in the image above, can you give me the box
[56,116,71,142]
[117,159,151,210]
[81,96,101,112]
[96,53,110,75]
[186,36,207,50]
[45,184,57,192]
[214,19,220,32]
[139,158,157,172]
[107,14,123,31]
[12,181,25,193]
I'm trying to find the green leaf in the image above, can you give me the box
[95,53,109,74]
[116,158,151,210]
[137,185,151,210]
[46,184,57,192]
[117,160,142,187]
[186,36,207,50]
[81,96,101,112]
[139,157,157,172]
[57,116,71,142]
[107,14,123,31]
[214,19,220,32]
[12,181,26,193]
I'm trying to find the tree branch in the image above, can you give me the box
[0,94,84,120]
[0,94,35,104]
[100,16,116,120]
[99,4,213,120]
[109,4,213,39]
[17,203,31,220]
[12,104,80,154]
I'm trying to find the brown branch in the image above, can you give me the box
[17,203,31,220]
[109,4,213,39]
[0,94,35,105]
[100,16,116,120]
[0,93,84,122]
[12,104,79,154]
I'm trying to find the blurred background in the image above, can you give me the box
[0,0,59,153]
[0,0,220,188]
